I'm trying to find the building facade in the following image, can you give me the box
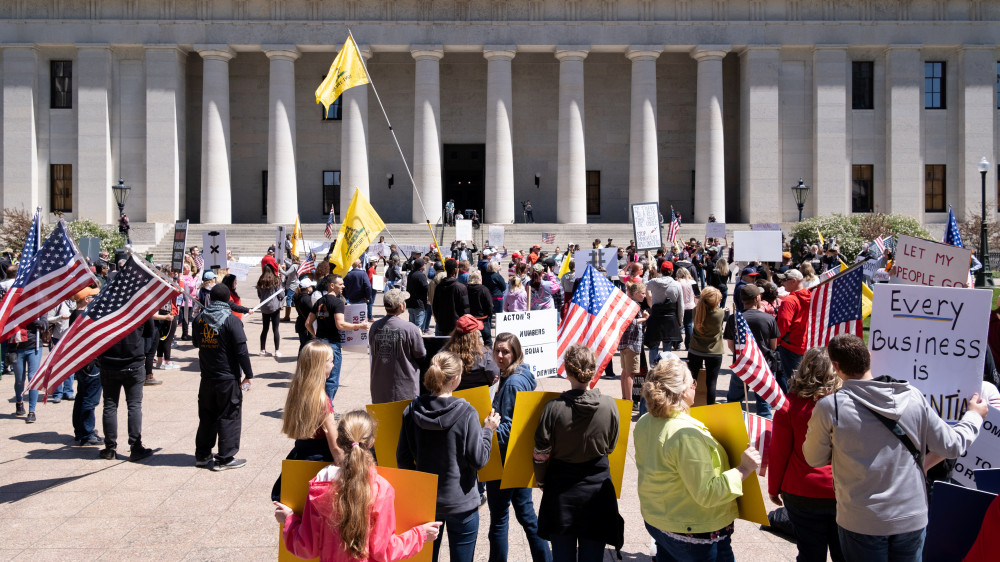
[1,0,999,226]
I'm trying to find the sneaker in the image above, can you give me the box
[195,456,214,468]
[14,402,25,416]
[98,447,117,460]
[64,394,75,401]
[274,350,282,358]
[77,435,103,446]
[144,377,163,386]
[155,360,164,369]
[165,363,180,370]
[49,395,62,404]
[212,458,247,472]
[25,412,36,424]
[129,445,154,462]
[258,350,270,357]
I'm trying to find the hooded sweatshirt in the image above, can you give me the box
[397,395,494,514]
[803,376,982,536]
[533,388,619,485]
[492,364,538,459]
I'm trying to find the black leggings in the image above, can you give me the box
[156,319,177,361]
[687,354,723,405]
[260,311,280,351]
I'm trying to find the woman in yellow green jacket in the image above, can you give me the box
[633,358,762,561]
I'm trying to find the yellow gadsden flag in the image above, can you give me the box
[290,215,303,256]
[328,188,385,276]
[315,35,370,113]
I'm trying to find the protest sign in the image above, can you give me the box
[733,230,782,262]
[396,244,430,260]
[869,284,992,423]
[77,236,101,263]
[304,239,331,256]
[705,222,726,240]
[495,309,559,378]
[455,219,473,242]
[371,274,385,292]
[954,406,1000,488]
[341,304,368,347]
[201,230,227,269]
[573,248,618,279]
[169,220,188,271]
[488,225,505,249]
[873,268,890,282]
[631,202,662,251]
[226,261,250,281]
[365,242,387,261]
[862,259,879,281]
[237,255,259,264]
[890,234,973,288]
[275,226,286,258]
[751,222,781,231]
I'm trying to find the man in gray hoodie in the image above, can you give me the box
[803,334,988,561]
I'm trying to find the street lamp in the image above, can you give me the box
[112,178,131,216]
[976,157,994,287]
[791,178,811,222]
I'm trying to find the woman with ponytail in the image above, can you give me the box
[274,410,441,561]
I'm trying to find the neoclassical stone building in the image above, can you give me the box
[1,0,999,226]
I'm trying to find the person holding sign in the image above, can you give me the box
[275,410,442,561]
[634,358,762,561]
[307,274,371,406]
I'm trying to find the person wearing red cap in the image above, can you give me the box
[443,314,500,393]
[507,252,523,279]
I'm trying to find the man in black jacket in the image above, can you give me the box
[98,315,155,462]
[405,258,429,329]
[192,283,254,471]
[432,258,469,336]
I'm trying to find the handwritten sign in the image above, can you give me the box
[496,309,559,378]
[170,220,189,272]
[341,304,368,347]
[226,261,250,282]
[488,225,505,249]
[455,219,473,242]
[705,222,727,240]
[201,230,227,269]
[751,223,781,231]
[890,234,973,288]
[733,230,782,262]
[869,284,992,423]
[631,202,662,251]
[573,248,618,279]
[954,406,1000,488]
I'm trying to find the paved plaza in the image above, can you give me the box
[0,289,798,561]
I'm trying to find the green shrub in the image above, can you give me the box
[789,213,931,259]
[0,208,125,256]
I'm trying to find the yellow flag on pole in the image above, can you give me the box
[861,281,874,320]
[290,216,303,256]
[817,229,825,247]
[328,188,385,276]
[558,249,571,279]
[315,35,370,113]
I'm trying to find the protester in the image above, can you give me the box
[11,314,49,423]
[776,269,810,388]
[71,287,102,445]
[432,259,470,336]
[222,273,251,319]
[617,282,649,403]
[397,351,500,562]
[799,262,820,289]
[645,265,683,367]
[198,270,217,305]
[281,258,300,323]
[705,258,730,309]
[307,274,370,405]
[723,284,779,418]
[276,410,441,561]
[458,260,471,284]
[97,313,154,461]
[405,258,430,329]
[634,358,762,561]
[293,278,316,352]
[186,246,203,277]
[483,262,507,315]
[503,277,527,312]
[47,298,75,401]
[467,271,494,348]
[533,345,623,559]
[256,267,284,357]
[442,314,500,394]
[688,287,725,404]
[344,259,373,319]
[425,261,446,334]
[528,265,558,311]
[177,263,197,340]
[154,293,179,370]
[369,289,426,404]
[733,266,760,313]
[674,267,700,351]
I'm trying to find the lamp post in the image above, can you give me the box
[111,178,131,216]
[791,178,811,222]
[976,157,994,287]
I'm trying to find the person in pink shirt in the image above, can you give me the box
[176,264,198,341]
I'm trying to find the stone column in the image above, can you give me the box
[196,46,235,224]
[2,45,39,213]
[627,47,661,220]
[691,46,728,222]
[145,46,185,223]
[556,47,588,224]
[739,46,782,222]
[411,46,444,223]
[77,45,114,223]
[958,46,996,220]
[484,47,516,224]
[341,46,372,216]
[813,46,850,216]
[264,46,300,225]
[884,46,923,218]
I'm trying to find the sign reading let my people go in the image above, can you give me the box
[890,234,973,288]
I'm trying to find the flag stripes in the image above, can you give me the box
[806,265,864,349]
[744,412,773,476]
[730,311,787,410]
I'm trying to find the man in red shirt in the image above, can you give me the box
[775,268,810,390]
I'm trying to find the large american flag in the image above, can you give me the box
[0,210,40,333]
[556,264,640,384]
[542,233,556,244]
[667,217,680,246]
[744,412,773,476]
[298,257,316,276]
[730,311,786,410]
[0,220,96,342]
[324,205,336,239]
[806,263,864,349]
[26,256,179,396]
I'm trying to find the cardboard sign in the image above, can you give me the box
[631,202,662,251]
[371,274,385,292]
[495,309,559,378]
[170,220,188,272]
[869,285,992,423]
[455,219,473,242]
[573,248,618,279]
[733,230,782,262]
[341,304,368,347]
[873,268,890,282]
[890,234,973,288]
[201,230,227,269]
[705,222,727,240]
[488,225,505,249]
[227,261,250,282]
[954,406,1000,488]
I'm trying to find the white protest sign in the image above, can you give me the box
[873,268,890,283]
[733,230,782,262]
[306,240,331,256]
[869,284,992,423]
[371,274,385,292]
[237,255,260,265]
[496,309,559,378]
[341,304,369,347]
[227,261,250,281]
[573,248,618,279]
[488,225,505,249]
[891,234,973,288]
[862,259,879,280]
[455,219,473,242]
[631,202,662,251]
[954,406,1000,488]
[365,242,386,261]
[202,230,228,269]
[706,222,727,240]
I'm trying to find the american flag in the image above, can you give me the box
[944,206,963,247]
[324,205,336,239]
[542,233,556,244]
[26,256,179,396]
[0,220,96,342]
[556,264,640,384]
[0,210,40,333]
[806,263,864,349]
[822,264,842,279]
[298,257,316,276]
[743,412,773,476]
[667,216,680,246]
[730,311,786,410]
[873,235,887,254]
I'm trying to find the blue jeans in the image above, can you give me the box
[837,526,925,562]
[432,508,479,562]
[422,304,432,332]
[284,288,295,307]
[549,533,606,562]
[782,493,844,562]
[322,340,343,406]
[73,370,103,440]
[776,346,803,393]
[480,317,493,348]
[649,340,676,370]
[409,307,426,330]
[13,347,41,411]
[485,481,552,562]
[645,521,734,562]
[726,377,772,418]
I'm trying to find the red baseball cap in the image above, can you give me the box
[661,261,674,271]
[455,314,484,334]
[511,252,522,259]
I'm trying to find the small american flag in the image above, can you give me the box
[667,216,680,246]
[731,311,786,410]
[0,220,96,342]
[0,210,40,332]
[806,263,864,349]
[944,206,963,248]
[822,265,841,279]
[26,256,179,396]
[557,264,640,383]
[324,205,336,239]
[743,412,773,476]
[873,235,887,254]
[298,257,316,276]
[542,233,556,244]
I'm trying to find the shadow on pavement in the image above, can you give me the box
[9,431,72,445]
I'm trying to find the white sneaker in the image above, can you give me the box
[258,350,270,357]
[274,350,282,358]
[165,363,180,370]
[155,361,164,370]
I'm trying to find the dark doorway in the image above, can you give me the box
[443,144,485,218]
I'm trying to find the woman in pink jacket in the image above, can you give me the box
[274,410,441,561]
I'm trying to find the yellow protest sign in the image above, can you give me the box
[278,460,437,562]
[498,391,632,498]
[365,385,503,481]
[689,402,769,526]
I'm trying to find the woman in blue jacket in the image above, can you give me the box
[486,333,552,562]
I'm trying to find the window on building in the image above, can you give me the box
[852,61,874,110]
[586,171,600,215]
[925,164,946,212]
[321,97,342,120]
[323,171,341,217]
[925,61,946,109]
[51,164,72,212]
[51,60,72,109]
[851,165,874,213]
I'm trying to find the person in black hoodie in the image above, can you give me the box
[98,311,155,462]
[397,350,500,562]
[432,258,469,336]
